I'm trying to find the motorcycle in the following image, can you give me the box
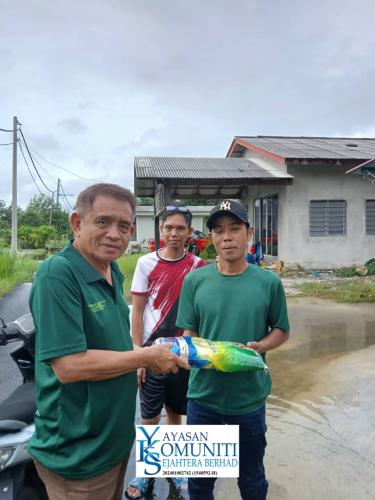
[0,313,47,500]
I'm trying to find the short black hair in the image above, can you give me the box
[75,183,136,217]
[161,206,192,226]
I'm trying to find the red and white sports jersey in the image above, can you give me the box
[131,250,205,346]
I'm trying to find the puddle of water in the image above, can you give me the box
[216,298,375,500]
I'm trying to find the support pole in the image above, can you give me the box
[11,116,18,254]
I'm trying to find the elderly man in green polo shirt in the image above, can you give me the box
[28,183,186,500]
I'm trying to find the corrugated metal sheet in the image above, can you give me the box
[237,136,375,160]
[134,157,293,180]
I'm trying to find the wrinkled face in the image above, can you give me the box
[210,215,252,263]
[70,195,135,265]
[161,213,192,252]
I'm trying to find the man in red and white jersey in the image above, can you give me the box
[125,206,205,499]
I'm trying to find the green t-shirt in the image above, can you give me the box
[176,263,290,415]
[28,241,137,480]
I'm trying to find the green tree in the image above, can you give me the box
[0,200,12,226]
[137,197,154,206]
[175,199,219,206]
[19,194,52,226]
[19,194,70,237]
[18,224,56,249]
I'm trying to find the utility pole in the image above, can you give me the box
[11,116,18,254]
[49,191,55,226]
[56,178,61,209]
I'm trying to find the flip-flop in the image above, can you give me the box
[172,477,188,490]
[124,477,155,499]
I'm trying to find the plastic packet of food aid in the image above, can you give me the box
[154,336,268,373]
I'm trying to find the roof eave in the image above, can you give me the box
[227,138,286,164]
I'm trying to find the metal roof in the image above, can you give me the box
[234,136,375,160]
[134,156,293,197]
[134,156,292,180]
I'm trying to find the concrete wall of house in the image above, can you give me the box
[283,164,375,268]
[242,149,288,173]
[135,215,154,244]
[242,161,375,268]
[191,215,205,232]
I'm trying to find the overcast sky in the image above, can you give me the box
[1,0,375,208]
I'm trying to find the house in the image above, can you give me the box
[134,137,375,268]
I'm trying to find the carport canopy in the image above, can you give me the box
[133,156,293,248]
[134,156,292,201]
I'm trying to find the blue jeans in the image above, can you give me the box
[187,399,268,500]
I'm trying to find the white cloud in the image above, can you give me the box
[0,0,375,206]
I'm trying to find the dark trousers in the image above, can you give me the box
[187,399,268,500]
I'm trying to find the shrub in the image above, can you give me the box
[365,258,375,276]
[18,225,57,249]
[335,267,357,278]
[201,241,216,259]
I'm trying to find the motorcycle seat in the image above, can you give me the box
[0,382,36,431]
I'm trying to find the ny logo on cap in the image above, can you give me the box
[220,201,231,211]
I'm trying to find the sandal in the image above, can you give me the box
[171,477,188,490]
[124,477,155,499]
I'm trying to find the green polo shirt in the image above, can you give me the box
[176,263,290,415]
[28,241,137,480]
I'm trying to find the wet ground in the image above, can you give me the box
[217,298,375,500]
[1,288,374,499]
[124,298,375,500]
[0,283,31,401]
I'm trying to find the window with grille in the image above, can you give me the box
[366,200,375,235]
[309,200,346,236]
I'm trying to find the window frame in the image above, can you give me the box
[366,199,375,235]
[309,200,347,237]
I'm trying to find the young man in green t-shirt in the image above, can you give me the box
[176,199,290,500]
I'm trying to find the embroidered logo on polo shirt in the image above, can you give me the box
[88,299,106,312]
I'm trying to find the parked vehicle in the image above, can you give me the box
[189,230,210,254]
[148,229,210,255]
[0,314,47,500]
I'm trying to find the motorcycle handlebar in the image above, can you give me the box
[0,318,23,344]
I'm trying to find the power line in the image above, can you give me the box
[60,195,73,212]
[26,148,57,184]
[26,143,134,188]
[27,144,106,183]
[18,140,44,195]
[0,142,13,146]
[19,129,56,194]
[0,127,13,132]
[59,180,74,210]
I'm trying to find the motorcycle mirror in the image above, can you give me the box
[13,313,35,336]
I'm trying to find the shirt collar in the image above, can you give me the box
[62,240,122,284]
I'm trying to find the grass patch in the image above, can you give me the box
[117,253,144,303]
[335,267,357,278]
[0,251,17,278]
[0,256,39,298]
[295,279,375,303]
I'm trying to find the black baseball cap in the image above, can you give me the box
[207,200,249,230]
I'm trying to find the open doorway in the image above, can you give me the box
[253,194,278,256]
